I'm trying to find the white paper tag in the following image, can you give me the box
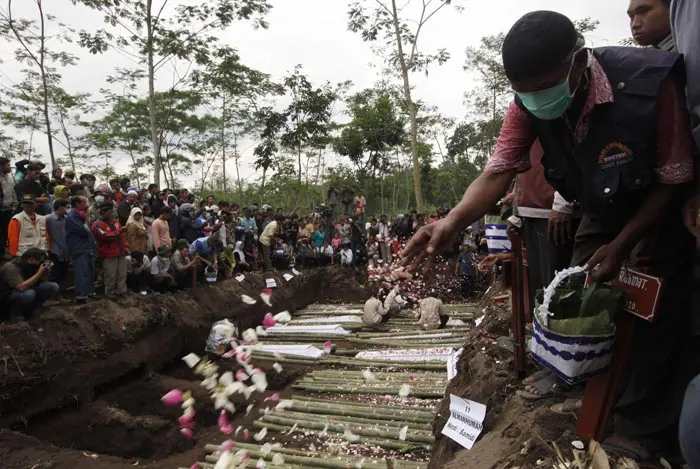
[291,268,301,276]
[282,273,294,281]
[235,275,245,282]
[441,394,486,450]
[447,348,464,381]
[266,278,277,288]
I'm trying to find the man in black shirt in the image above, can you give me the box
[14,164,49,215]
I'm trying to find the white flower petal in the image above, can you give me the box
[343,427,361,443]
[272,363,283,373]
[271,454,285,465]
[399,384,411,397]
[246,404,254,415]
[219,371,234,386]
[182,353,201,368]
[362,369,377,382]
[241,294,257,305]
[260,443,272,456]
[214,451,234,469]
[273,311,291,323]
[253,427,268,441]
[256,326,268,337]
[399,425,408,441]
[275,399,293,411]
[260,293,272,307]
[256,458,266,469]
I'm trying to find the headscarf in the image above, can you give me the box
[127,207,145,229]
[234,241,246,264]
[53,185,67,199]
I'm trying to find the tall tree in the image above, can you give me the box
[0,0,83,170]
[347,0,462,213]
[279,66,338,185]
[192,45,283,196]
[74,0,273,186]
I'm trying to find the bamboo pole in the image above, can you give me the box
[251,421,432,452]
[258,414,434,443]
[268,409,432,430]
[291,383,444,398]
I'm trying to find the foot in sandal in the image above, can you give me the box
[517,372,570,401]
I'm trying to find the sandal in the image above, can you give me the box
[550,398,582,415]
[522,368,552,386]
[517,372,570,401]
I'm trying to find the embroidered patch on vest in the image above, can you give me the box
[599,142,634,169]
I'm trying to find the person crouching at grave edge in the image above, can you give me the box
[363,297,388,328]
[417,297,449,330]
[0,248,59,322]
[382,286,409,322]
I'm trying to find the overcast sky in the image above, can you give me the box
[0,0,632,185]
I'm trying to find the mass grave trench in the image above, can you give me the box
[0,267,369,461]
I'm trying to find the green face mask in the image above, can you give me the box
[516,51,581,121]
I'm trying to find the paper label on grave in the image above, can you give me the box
[266,278,277,288]
[441,394,486,450]
[447,348,464,381]
[282,273,294,281]
[235,275,245,282]
[291,268,301,276]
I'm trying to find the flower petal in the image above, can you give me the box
[253,426,268,441]
[399,425,408,441]
[399,384,411,397]
[241,294,257,304]
[161,389,184,406]
[182,353,201,368]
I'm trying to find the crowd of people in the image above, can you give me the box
[0,161,484,323]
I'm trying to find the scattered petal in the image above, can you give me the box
[262,313,277,328]
[182,353,201,368]
[217,411,229,429]
[213,451,233,469]
[286,423,298,435]
[323,341,333,355]
[242,328,259,344]
[246,404,254,415]
[399,426,408,441]
[221,440,235,451]
[180,427,194,439]
[256,325,268,337]
[272,362,283,373]
[236,369,249,382]
[253,427,268,441]
[161,389,184,407]
[362,369,377,382]
[264,392,280,402]
[256,458,266,469]
[273,311,291,323]
[275,399,293,411]
[399,384,411,397]
[260,293,272,307]
[343,427,361,443]
[272,454,285,465]
[178,414,195,429]
[241,294,257,305]
[318,423,328,437]
[260,443,272,456]
[222,349,236,359]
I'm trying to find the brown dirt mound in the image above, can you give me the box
[429,283,576,469]
[0,266,370,469]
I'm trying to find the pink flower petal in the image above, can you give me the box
[179,414,196,429]
[222,349,236,359]
[243,429,250,441]
[262,313,276,328]
[218,410,229,428]
[235,369,249,382]
[180,427,194,439]
[323,341,333,354]
[161,389,184,406]
[219,424,233,434]
[221,439,235,451]
[264,392,280,402]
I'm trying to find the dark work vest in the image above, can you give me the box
[515,47,684,231]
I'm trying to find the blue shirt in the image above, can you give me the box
[312,231,325,248]
[189,237,213,257]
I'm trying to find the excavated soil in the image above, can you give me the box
[0,267,370,469]
[429,284,580,469]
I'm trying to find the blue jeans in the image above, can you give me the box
[8,282,60,318]
[680,373,700,468]
[72,253,95,300]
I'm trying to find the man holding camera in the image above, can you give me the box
[0,248,59,322]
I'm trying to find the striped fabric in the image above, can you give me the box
[484,223,512,254]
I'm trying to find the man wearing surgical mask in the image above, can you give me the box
[402,10,696,460]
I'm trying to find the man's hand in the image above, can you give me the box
[683,194,700,238]
[548,210,573,246]
[501,191,515,206]
[38,263,50,274]
[400,217,459,273]
[478,253,513,271]
[587,243,625,283]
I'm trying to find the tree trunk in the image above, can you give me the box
[390,0,423,213]
[146,0,161,186]
[234,132,242,197]
[298,147,302,184]
[221,95,227,195]
[36,0,56,170]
